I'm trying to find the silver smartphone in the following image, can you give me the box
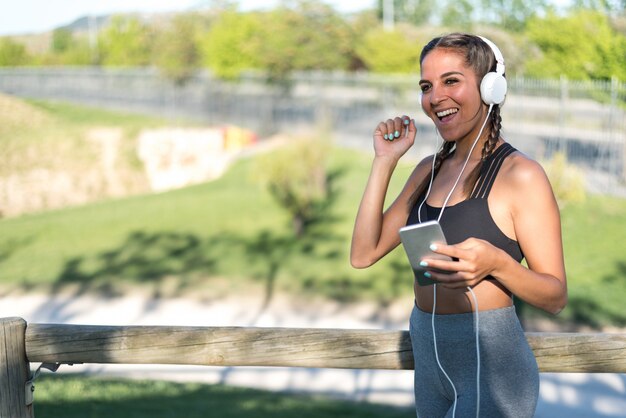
[399,220,453,286]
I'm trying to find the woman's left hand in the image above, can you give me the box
[421,238,505,289]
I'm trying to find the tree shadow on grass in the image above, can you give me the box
[44,207,349,322]
[52,230,218,298]
[0,235,37,296]
[0,235,35,264]
[243,229,299,322]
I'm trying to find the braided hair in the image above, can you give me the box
[409,33,504,208]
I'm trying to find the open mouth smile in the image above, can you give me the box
[436,108,459,121]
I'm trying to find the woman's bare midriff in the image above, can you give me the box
[414,278,513,314]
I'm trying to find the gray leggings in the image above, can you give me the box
[409,304,539,418]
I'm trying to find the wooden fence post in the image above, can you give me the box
[0,317,33,418]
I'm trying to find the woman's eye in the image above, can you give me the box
[445,78,459,85]
[420,85,430,93]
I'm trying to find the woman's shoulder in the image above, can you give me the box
[415,153,436,169]
[499,146,550,188]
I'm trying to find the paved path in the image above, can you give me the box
[1,291,624,417]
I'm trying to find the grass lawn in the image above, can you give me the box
[1,99,625,328]
[34,375,414,418]
[0,139,416,303]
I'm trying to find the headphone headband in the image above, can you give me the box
[478,36,505,75]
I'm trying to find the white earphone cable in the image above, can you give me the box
[416,105,493,224]
[468,286,481,418]
[436,105,493,223]
[419,105,492,418]
[416,132,440,224]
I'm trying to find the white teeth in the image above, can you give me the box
[436,108,459,118]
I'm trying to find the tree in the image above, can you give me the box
[52,28,73,53]
[255,137,334,237]
[46,29,92,65]
[201,2,354,81]
[253,1,354,81]
[355,27,421,73]
[98,15,153,66]
[572,0,625,13]
[478,0,548,31]
[201,11,262,79]
[154,13,203,84]
[376,0,434,26]
[441,0,475,30]
[525,9,626,80]
[0,38,29,66]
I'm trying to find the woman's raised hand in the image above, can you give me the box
[373,115,417,161]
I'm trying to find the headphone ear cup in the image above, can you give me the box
[419,92,428,115]
[480,72,507,106]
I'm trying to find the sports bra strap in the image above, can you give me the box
[470,143,516,199]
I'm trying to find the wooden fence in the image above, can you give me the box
[2,316,626,417]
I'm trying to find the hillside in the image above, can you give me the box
[0,94,156,216]
[0,95,255,217]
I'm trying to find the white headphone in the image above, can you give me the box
[478,36,507,106]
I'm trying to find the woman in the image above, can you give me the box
[350,33,567,417]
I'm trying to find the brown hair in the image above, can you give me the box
[409,33,503,208]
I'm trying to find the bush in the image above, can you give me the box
[355,26,421,74]
[254,136,332,236]
[525,10,626,81]
[541,152,586,207]
[154,13,203,84]
[98,15,153,66]
[0,37,30,66]
[201,11,262,79]
[252,2,355,81]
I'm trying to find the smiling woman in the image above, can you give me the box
[350,32,567,418]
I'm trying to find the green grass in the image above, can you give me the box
[514,194,626,327]
[27,99,168,127]
[555,196,626,326]
[34,375,414,418]
[0,144,414,303]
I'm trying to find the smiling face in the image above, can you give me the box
[419,48,488,143]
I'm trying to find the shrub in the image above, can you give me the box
[355,27,421,74]
[542,152,586,207]
[254,136,332,237]
[0,37,30,66]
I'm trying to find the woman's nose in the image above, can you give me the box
[428,84,445,107]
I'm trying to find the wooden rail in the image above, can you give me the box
[23,323,626,373]
[2,316,626,417]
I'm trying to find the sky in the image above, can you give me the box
[0,0,375,36]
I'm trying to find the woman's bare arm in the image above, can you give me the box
[350,116,427,268]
